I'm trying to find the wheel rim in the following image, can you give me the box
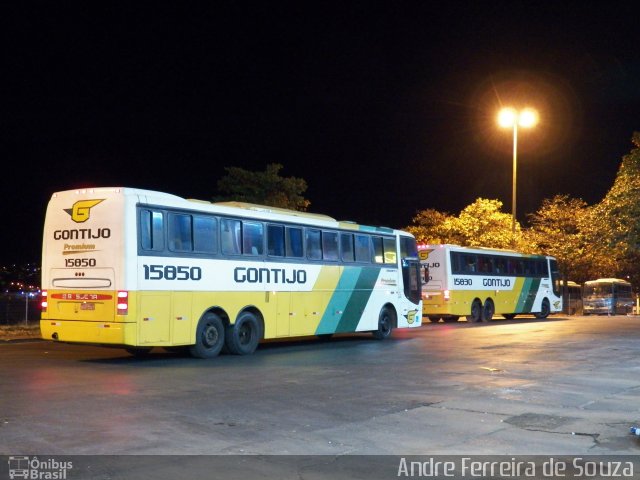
[203,323,219,348]
[484,302,494,320]
[380,315,391,334]
[238,322,254,346]
[472,302,481,320]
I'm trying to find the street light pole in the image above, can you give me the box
[511,121,518,235]
[498,107,538,238]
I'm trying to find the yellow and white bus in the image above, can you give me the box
[40,187,422,357]
[419,244,562,322]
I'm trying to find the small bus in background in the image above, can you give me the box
[582,278,634,315]
[40,187,422,358]
[562,280,583,315]
[419,244,562,322]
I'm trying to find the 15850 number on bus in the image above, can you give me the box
[143,264,202,281]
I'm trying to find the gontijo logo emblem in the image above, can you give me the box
[64,199,104,223]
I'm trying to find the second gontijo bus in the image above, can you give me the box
[420,244,562,322]
[41,187,422,358]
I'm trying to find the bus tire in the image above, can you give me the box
[482,299,495,322]
[190,312,226,359]
[372,306,395,339]
[428,316,441,323]
[466,300,482,323]
[534,298,551,319]
[443,316,460,323]
[502,313,516,320]
[225,311,261,355]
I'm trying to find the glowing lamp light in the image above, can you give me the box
[498,107,538,129]
[498,108,518,128]
[519,108,538,128]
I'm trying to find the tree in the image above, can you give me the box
[407,198,526,249]
[405,209,455,244]
[526,194,610,284]
[452,198,520,249]
[593,132,640,286]
[214,163,311,211]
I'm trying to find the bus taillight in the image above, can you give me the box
[117,291,129,315]
[41,290,48,312]
[443,290,450,301]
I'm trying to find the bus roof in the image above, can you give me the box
[418,243,549,258]
[583,278,631,285]
[211,201,336,222]
[51,187,408,236]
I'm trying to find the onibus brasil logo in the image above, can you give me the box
[63,199,104,223]
[8,456,73,479]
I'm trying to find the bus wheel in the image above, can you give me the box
[225,311,261,355]
[443,316,459,323]
[190,312,225,359]
[502,313,516,320]
[482,299,494,322]
[125,347,153,357]
[372,307,395,339]
[428,316,441,323]
[466,300,482,323]
[534,298,551,319]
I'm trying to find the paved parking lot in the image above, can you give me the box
[1,315,639,458]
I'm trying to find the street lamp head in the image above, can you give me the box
[497,107,538,129]
[518,108,538,128]
[498,107,518,128]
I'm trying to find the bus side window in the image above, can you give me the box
[494,257,506,274]
[372,236,384,264]
[341,233,355,262]
[383,237,396,264]
[322,231,339,261]
[450,252,461,274]
[267,224,285,257]
[354,234,370,263]
[193,215,217,253]
[306,229,322,260]
[286,227,304,258]
[168,213,193,252]
[242,221,264,256]
[140,209,164,251]
[400,236,418,258]
[463,254,476,273]
[221,218,242,255]
[478,255,492,273]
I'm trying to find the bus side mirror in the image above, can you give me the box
[422,265,429,283]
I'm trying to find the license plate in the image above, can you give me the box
[80,303,96,311]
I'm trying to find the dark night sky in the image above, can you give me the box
[3,3,639,264]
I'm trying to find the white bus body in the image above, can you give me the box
[41,187,422,357]
[420,244,562,322]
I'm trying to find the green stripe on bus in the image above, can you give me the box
[516,277,541,312]
[316,267,379,334]
[336,267,380,333]
[315,267,362,334]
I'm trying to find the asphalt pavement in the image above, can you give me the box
[1,315,639,459]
